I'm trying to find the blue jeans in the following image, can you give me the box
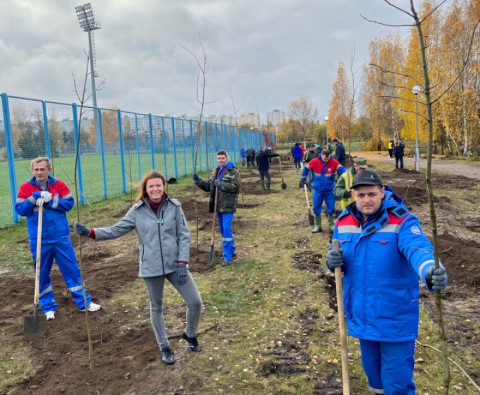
[217,212,235,261]
[144,272,202,349]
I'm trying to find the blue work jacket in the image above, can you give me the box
[331,187,436,342]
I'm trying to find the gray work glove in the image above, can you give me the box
[343,190,352,199]
[326,248,345,269]
[425,265,448,291]
[35,198,45,207]
[177,263,188,286]
[74,222,91,237]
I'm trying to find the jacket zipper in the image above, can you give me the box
[157,204,166,275]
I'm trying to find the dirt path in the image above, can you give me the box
[358,152,480,180]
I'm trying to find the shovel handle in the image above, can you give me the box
[303,184,311,210]
[210,188,218,243]
[333,239,350,394]
[34,206,43,305]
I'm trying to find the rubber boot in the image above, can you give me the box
[312,215,322,233]
[328,215,335,232]
[266,180,271,190]
[261,180,265,190]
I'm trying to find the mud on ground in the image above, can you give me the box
[292,167,480,390]
[1,163,479,394]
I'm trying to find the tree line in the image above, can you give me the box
[275,0,480,156]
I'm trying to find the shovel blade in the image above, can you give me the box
[207,244,214,268]
[24,313,47,341]
[281,179,287,190]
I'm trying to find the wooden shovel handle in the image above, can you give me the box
[333,239,350,394]
[303,184,311,210]
[34,206,43,305]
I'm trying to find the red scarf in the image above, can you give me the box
[147,194,167,213]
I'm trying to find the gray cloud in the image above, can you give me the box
[0,0,411,122]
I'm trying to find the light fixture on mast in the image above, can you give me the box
[75,3,101,154]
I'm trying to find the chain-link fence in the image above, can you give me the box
[0,93,272,228]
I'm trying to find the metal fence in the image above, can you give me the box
[0,93,273,228]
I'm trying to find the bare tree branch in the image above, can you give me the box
[384,0,414,17]
[418,0,449,24]
[370,62,424,87]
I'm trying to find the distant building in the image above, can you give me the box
[267,109,286,130]
[237,113,260,127]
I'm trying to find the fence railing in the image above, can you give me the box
[0,93,273,227]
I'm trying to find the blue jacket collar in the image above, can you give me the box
[29,175,57,188]
[217,161,236,170]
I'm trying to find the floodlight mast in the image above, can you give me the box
[75,3,101,154]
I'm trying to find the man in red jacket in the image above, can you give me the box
[15,157,101,320]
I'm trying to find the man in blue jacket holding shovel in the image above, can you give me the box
[326,170,448,394]
[193,150,241,267]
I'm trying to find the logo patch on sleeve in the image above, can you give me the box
[411,226,421,235]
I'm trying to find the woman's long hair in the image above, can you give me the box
[135,170,166,202]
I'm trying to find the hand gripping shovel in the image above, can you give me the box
[207,188,218,268]
[332,239,350,394]
[303,184,315,226]
[24,205,47,341]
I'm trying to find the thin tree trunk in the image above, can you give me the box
[411,2,450,392]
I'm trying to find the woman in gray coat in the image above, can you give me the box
[74,170,202,365]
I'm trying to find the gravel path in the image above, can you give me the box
[357,152,480,181]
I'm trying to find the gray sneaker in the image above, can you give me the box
[161,346,175,365]
[222,260,232,267]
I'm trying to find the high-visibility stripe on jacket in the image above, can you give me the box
[15,176,74,244]
[301,157,344,192]
[331,188,437,342]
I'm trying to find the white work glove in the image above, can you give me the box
[36,198,45,207]
[40,191,52,203]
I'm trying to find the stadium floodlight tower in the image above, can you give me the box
[75,3,101,154]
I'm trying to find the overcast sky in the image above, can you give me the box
[0,0,413,123]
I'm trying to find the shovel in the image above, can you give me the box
[277,156,287,189]
[207,188,218,268]
[332,239,350,394]
[303,184,315,226]
[24,205,47,341]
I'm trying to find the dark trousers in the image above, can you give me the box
[395,156,403,169]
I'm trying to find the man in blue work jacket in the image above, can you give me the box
[326,170,448,394]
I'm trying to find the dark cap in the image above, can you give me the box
[352,170,383,189]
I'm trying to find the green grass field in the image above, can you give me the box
[0,150,233,228]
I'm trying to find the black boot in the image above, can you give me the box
[182,332,202,352]
[266,180,271,190]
